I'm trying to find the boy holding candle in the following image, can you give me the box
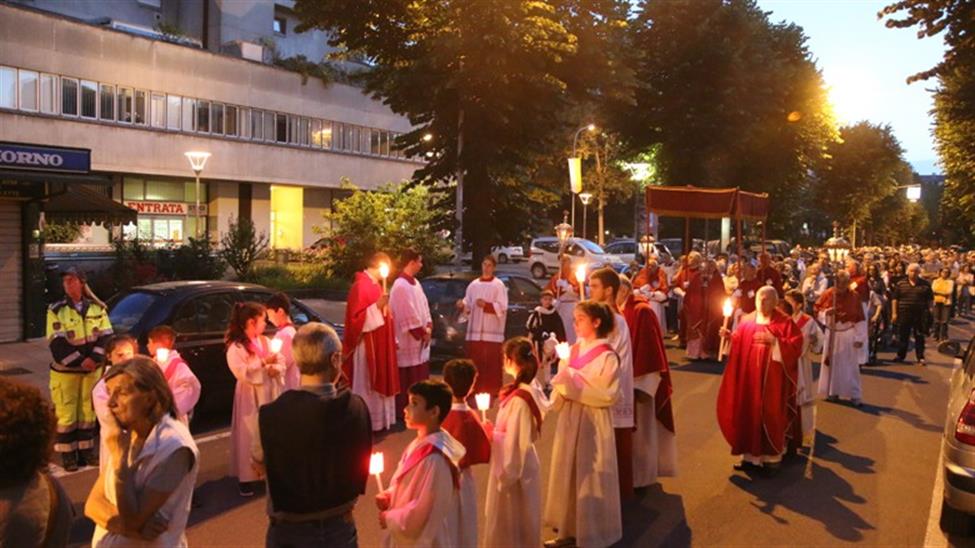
[377,380,465,547]
[147,325,201,426]
[266,292,300,390]
[441,360,492,547]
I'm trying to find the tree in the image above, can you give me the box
[623,0,837,237]
[316,181,448,280]
[219,216,269,280]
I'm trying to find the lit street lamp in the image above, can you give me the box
[579,191,593,241]
[567,124,597,231]
[184,151,211,239]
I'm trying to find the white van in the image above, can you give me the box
[527,237,626,279]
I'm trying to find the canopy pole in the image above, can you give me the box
[683,217,691,256]
[704,218,709,258]
[645,191,652,267]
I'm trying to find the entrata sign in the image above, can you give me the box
[0,142,90,174]
[124,201,207,216]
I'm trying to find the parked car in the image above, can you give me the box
[421,272,542,364]
[457,245,526,264]
[937,336,975,533]
[604,239,674,266]
[527,237,626,279]
[107,281,336,428]
[657,238,705,260]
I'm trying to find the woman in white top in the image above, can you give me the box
[85,357,199,548]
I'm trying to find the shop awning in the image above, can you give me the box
[45,185,137,225]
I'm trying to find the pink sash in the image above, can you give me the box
[568,343,614,370]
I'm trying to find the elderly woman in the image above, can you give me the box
[85,357,199,547]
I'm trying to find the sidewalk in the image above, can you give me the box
[0,337,56,396]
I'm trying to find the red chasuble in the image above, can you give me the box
[622,295,675,433]
[737,278,764,315]
[756,266,784,297]
[703,271,728,355]
[814,288,866,323]
[442,409,491,469]
[633,267,669,295]
[342,271,399,397]
[716,309,803,457]
[673,267,706,340]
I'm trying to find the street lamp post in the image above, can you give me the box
[568,124,596,232]
[184,151,211,239]
[579,192,593,241]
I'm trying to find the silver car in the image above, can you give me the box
[939,336,975,533]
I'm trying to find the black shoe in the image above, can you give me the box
[893,356,906,363]
[734,461,760,472]
[238,482,256,497]
[61,451,79,472]
[79,449,98,467]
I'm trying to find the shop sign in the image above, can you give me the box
[123,201,207,216]
[0,180,45,199]
[0,142,90,174]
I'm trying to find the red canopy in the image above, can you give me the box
[645,186,768,221]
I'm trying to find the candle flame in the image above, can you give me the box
[269,338,283,354]
[155,347,170,363]
[574,264,587,285]
[369,452,384,476]
[723,298,733,318]
[379,262,390,279]
[475,392,491,411]
[556,342,571,361]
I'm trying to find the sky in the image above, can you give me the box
[757,0,947,174]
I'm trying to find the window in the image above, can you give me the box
[300,117,310,146]
[195,293,238,333]
[238,107,250,138]
[170,300,199,334]
[80,80,97,118]
[145,180,185,201]
[0,66,15,108]
[99,83,115,120]
[321,121,333,149]
[344,124,355,151]
[333,123,344,150]
[211,103,224,135]
[182,97,195,132]
[39,74,56,114]
[134,90,147,124]
[117,87,133,123]
[137,218,152,240]
[251,109,263,140]
[273,16,286,35]
[167,95,181,129]
[123,177,144,200]
[60,77,78,115]
[195,100,210,132]
[264,111,275,142]
[225,105,238,136]
[150,92,165,127]
[311,119,322,147]
[276,113,287,143]
[370,129,381,155]
[289,115,299,144]
[18,70,38,111]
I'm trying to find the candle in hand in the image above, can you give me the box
[155,347,170,364]
[379,261,390,292]
[574,264,587,286]
[723,298,733,318]
[474,392,490,422]
[556,342,571,361]
[369,452,385,491]
[269,338,283,355]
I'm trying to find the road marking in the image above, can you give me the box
[50,430,231,479]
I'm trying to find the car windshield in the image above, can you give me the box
[577,239,606,254]
[108,291,159,333]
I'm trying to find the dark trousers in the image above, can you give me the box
[934,303,950,340]
[896,311,926,361]
[266,514,357,548]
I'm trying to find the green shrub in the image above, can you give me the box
[247,262,349,292]
[43,222,82,243]
[220,216,269,280]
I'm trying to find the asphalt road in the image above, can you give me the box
[53,305,975,547]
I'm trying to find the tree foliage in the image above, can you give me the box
[219,216,269,280]
[315,181,448,280]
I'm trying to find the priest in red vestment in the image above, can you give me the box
[673,252,709,359]
[343,252,400,431]
[717,286,803,473]
[756,252,784,298]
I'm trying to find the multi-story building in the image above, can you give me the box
[0,0,422,341]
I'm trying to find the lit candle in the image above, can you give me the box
[474,392,490,422]
[379,261,390,292]
[723,297,733,318]
[369,451,385,491]
[575,264,587,298]
[556,342,571,361]
[719,298,734,361]
[154,347,170,364]
[269,338,283,355]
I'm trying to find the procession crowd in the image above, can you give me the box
[0,243,970,547]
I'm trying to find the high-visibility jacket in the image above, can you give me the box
[46,298,113,373]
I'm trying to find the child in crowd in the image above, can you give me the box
[92,335,137,473]
[441,360,492,547]
[226,302,285,497]
[526,289,566,387]
[484,337,547,548]
[544,301,622,548]
[147,325,201,426]
[265,292,300,390]
[377,380,465,547]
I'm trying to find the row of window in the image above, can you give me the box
[0,65,411,159]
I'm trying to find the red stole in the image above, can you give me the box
[796,314,811,330]
[500,388,543,435]
[393,442,460,489]
[442,409,491,469]
[716,310,803,457]
[622,296,675,433]
[342,271,399,397]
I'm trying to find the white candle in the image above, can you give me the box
[269,338,283,354]
[379,262,390,292]
[723,298,733,318]
[474,392,490,422]
[575,264,587,298]
[556,342,571,361]
[154,347,170,364]
[369,451,385,491]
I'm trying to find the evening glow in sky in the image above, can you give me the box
[758,0,947,174]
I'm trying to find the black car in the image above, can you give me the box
[420,272,543,365]
[107,281,335,427]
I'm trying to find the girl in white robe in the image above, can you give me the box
[484,338,548,548]
[225,302,285,495]
[544,302,622,548]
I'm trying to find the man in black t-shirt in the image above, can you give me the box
[891,263,934,366]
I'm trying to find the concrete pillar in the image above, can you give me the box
[208,180,238,243]
[303,188,331,247]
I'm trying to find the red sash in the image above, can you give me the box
[392,443,460,490]
[163,356,182,382]
[501,388,543,435]
[568,343,614,370]
[796,314,811,329]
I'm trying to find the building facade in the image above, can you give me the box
[0,0,421,341]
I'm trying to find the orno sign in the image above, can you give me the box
[0,142,91,174]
